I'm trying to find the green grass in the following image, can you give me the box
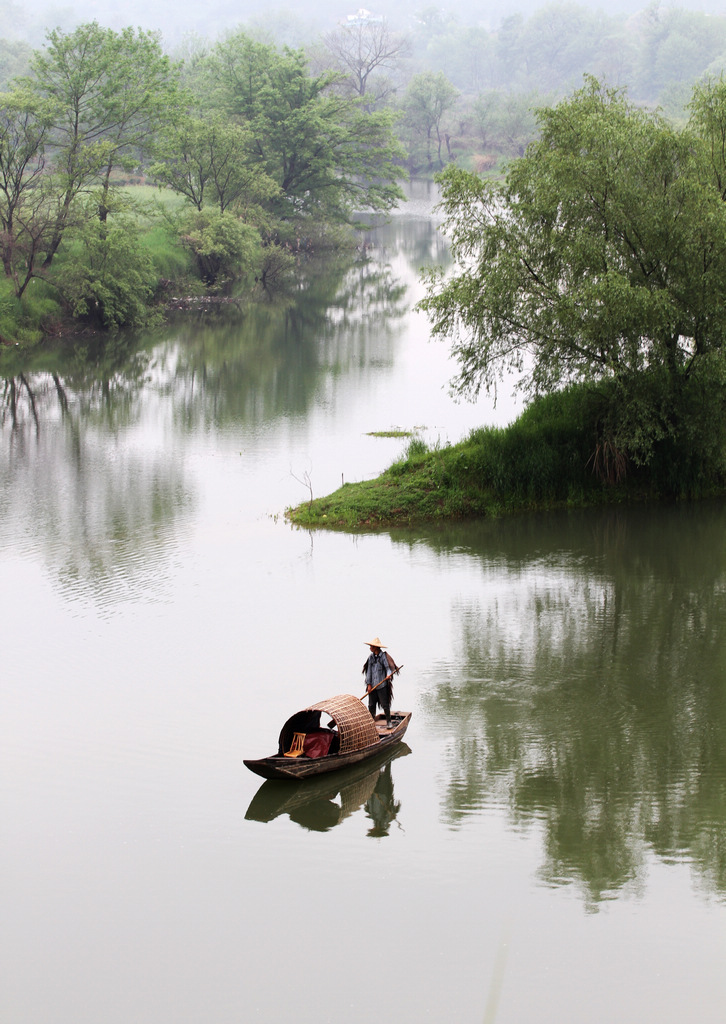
[288,380,726,530]
[286,387,643,529]
[366,429,417,438]
[138,224,194,281]
[0,277,63,346]
[119,183,187,215]
[119,186,194,281]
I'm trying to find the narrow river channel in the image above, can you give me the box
[2,182,725,1024]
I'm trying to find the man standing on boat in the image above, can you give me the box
[363,638,400,730]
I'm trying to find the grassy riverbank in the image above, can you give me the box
[0,182,369,347]
[286,385,726,529]
[0,187,193,345]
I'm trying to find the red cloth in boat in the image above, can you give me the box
[303,731,334,758]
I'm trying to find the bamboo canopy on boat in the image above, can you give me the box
[278,694,380,756]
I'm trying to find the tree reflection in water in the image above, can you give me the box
[410,505,726,904]
[1,333,186,606]
[0,246,409,604]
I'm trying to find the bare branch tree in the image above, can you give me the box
[323,20,410,104]
[291,465,314,508]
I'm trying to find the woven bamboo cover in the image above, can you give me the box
[304,694,379,754]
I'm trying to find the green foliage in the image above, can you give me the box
[400,71,459,170]
[287,386,611,528]
[0,276,61,344]
[53,215,158,329]
[288,377,726,529]
[209,31,407,222]
[22,22,181,266]
[404,436,428,458]
[0,19,408,339]
[149,115,279,217]
[463,388,609,502]
[179,208,262,286]
[0,87,56,297]
[419,77,726,487]
[599,360,726,496]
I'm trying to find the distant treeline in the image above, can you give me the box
[311,2,726,172]
[4,2,726,175]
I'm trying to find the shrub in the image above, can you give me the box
[464,387,602,501]
[53,215,158,329]
[180,209,262,286]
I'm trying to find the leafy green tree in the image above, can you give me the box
[54,212,157,328]
[208,32,406,222]
[25,22,180,264]
[89,27,180,222]
[419,78,726,476]
[401,70,459,169]
[689,74,726,196]
[150,115,279,217]
[179,208,262,286]
[0,88,53,295]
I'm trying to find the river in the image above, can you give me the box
[1,181,725,1024]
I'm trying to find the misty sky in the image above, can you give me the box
[3,0,726,51]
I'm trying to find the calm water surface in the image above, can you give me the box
[2,183,725,1023]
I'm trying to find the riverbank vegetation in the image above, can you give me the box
[290,74,726,527]
[7,5,726,526]
[0,21,406,344]
[4,5,726,345]
[287,377,726,529]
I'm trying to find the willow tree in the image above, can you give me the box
[419,77,726,479]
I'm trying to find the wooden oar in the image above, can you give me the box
[359,665,404,701]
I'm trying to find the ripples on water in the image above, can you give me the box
[2,197,726,1024]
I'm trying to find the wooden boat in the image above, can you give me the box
[243,693,412,781]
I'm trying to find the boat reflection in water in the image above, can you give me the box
[245,744,411,835]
